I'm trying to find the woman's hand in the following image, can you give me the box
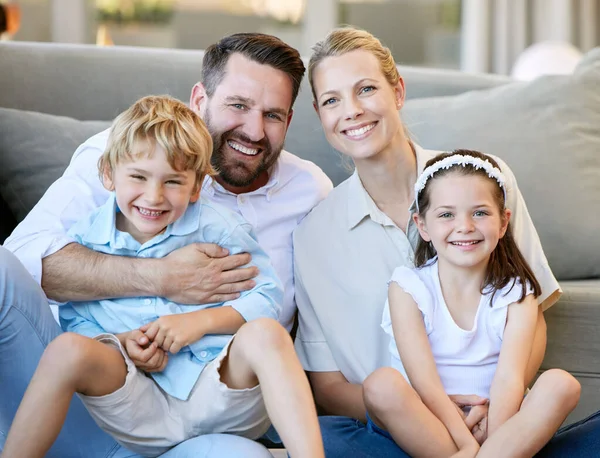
[140,314,205,354]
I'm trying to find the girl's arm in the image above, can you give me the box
[389,283,479,455]
[488,294,539,435]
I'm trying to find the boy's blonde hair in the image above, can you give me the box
[99,95,216,186]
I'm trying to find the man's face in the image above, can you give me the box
[192,53,294,193]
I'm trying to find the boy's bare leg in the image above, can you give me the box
[478,369,581,458]
[2,333,128,458]
[363,367,459,457]
[219,318,324,458]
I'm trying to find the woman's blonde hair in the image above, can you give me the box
[99,95,216,186]
[308,26,400,101]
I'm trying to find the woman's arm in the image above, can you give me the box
[494,157,561,309]
[309,371,366,422]
[389,283,478,454]
[488,294,539,435]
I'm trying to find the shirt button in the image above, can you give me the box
[200,351,208,358]
[143,298,152,305]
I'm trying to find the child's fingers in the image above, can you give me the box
[449,394,488,406]
[136,341,159,362]
[465,405,488,430]
[143,323,159,341]
[129,329,149,346]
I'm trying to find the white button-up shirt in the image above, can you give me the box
[294,144,560,385]
[4,129,333,331]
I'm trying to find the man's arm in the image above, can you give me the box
[5,130,257,305]
[42,242,256,304]
[309,371,367,422]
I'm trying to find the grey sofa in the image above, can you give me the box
[1,41,599,427]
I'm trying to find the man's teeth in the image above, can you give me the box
[452,241,480,246]
[138,207,163,217]
[229,141,259,156]
[346,123,375,137]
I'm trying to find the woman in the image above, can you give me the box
[293,26,562,458]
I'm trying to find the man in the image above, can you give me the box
[1,33,332,458]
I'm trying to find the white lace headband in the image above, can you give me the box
[414,154,507,212]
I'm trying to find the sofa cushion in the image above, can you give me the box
[0,108,110,222]
[403,48,600,281]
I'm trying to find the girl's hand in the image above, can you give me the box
[466,405,488,444]
[140,314,205,354]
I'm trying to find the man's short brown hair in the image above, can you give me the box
[201,33,305,108]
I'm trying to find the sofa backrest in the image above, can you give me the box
[0,41,510,243]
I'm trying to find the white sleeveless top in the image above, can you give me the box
[381,259,531,398]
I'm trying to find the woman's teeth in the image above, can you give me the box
[346,123,375,137]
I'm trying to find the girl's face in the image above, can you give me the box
[414,173,511,271]
[312,49,405,163]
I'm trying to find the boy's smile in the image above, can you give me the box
[102,142,199,244]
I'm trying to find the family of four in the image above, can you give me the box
[0,27,598,458]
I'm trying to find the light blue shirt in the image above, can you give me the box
[59,193,283,400]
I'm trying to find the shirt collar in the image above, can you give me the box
[81,193,119,245]
[80,193,202,247]
[346,142,436,230]
[201,158,281,201]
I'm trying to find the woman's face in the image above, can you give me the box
[312,49,405,163]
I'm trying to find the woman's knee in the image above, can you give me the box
[363,367,412,415]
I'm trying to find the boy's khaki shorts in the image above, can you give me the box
[78,333,270,457]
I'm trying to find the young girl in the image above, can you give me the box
[364,150,580,458]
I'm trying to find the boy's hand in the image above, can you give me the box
[120,330,168,373]
[140,314,204,354]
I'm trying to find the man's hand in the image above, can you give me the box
[159,243,258,304]
[449,394,489,445]
[118,330,168,373]
[140,314,204,354]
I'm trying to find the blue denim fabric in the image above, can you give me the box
[321,410,600,458]
[0,247,272,458]
[536,410,600,457]
[319,416,410,458]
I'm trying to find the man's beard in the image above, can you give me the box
[205,110,283,188]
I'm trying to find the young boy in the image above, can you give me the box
[2,96,324,458]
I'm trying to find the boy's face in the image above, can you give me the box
[103,142,200,244]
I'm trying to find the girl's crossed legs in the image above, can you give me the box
[363,367,580,458]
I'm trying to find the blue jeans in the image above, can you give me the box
[320,410,600,457]
[0,247,272,458]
